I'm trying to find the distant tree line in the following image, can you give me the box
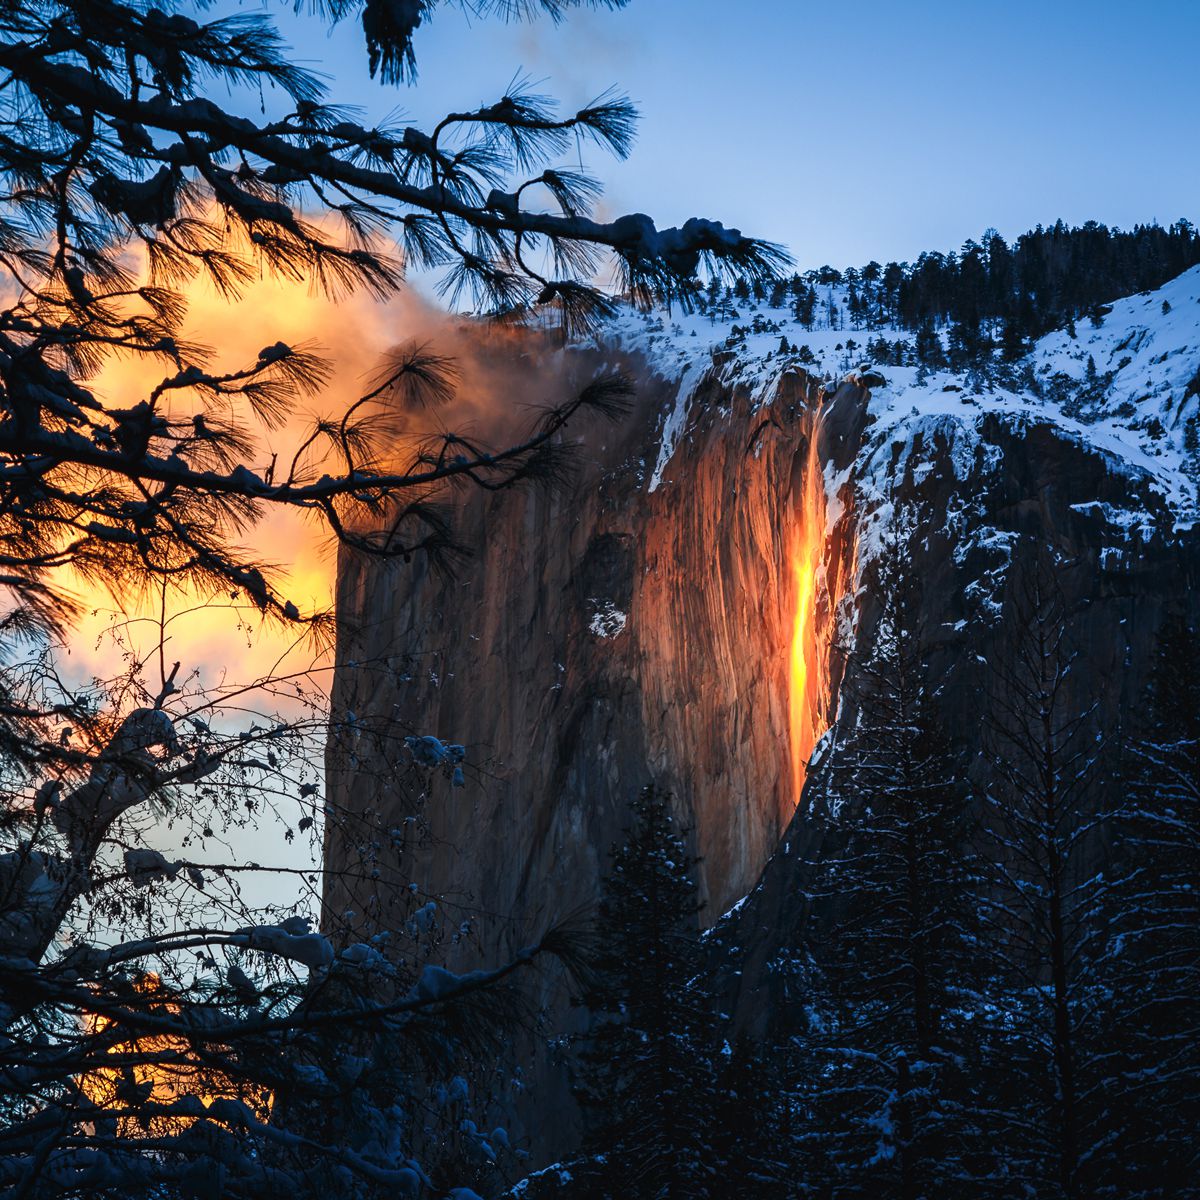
[699,219,1200,368]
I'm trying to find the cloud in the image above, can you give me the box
[513,9,643,111]
[63,265,585,706]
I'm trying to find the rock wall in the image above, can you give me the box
[323,344,863,1157]
[325,354,863,933]
[324,324,1200,1163]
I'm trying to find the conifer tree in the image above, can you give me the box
[977,547,1117,1199]
[572,785,721,1199]
[793,286,817,329]
[797,508,985,1199]
[913,320,946,368]
[1101,612,1200,1195]
[709,1035,795,1200]
[0,1,788,1191]
[999,317,1030,362]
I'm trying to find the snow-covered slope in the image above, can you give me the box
[593,265,1200,526]
[620,269,1200,1049]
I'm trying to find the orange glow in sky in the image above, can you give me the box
[66,269,406,694]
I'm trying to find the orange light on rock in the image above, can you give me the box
[787,405,848,802]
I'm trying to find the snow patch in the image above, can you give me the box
[590,265,1200,527]
[648,357,709,491]
[588,600,627,639]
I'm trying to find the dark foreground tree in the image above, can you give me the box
[0,622,606,1198]
[977,547,1120,1200]
[0,2,785,1194]
[570,785,721,1199]
[709,1034,795,1200]
[1101,612,1200,1197]
[796,508,986,1198]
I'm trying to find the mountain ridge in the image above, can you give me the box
[324,258,1200,1166]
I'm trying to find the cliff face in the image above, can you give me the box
[325,266,1200,1163]
[325,348,862,943]
[324,338,862,1158]
[718,404,1200,1036]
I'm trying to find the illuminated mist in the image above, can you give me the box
[70,269,527,694]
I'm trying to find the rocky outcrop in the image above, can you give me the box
[325,272,1200,1164]
[324,341,863,1158]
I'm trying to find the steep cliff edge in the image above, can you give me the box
[325,265,1200,1162]
[325,343,862,942]
[698,269,1200,1036]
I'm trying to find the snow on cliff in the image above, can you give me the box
[591,266,1200,527]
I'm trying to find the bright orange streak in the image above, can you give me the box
[789,540,819,799]
[787,404,841,801]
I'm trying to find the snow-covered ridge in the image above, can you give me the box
[590,266,1200,525]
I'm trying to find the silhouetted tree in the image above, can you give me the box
[709,1035,794,1199]
[798,509,985,1199]
[913,320,947,368]
[978,548,1116,1199]
[794,285,817,328]
[0,1,784,1193]
[572,785,721,1199]
[879,220,1200,344]
[1100,612,1200,1196]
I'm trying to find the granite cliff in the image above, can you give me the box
[324,266,1200,1161]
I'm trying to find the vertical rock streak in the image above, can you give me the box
[788,401,848,800]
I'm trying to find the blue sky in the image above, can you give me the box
[266,0,1199,271]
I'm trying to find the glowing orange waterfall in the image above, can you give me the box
[787,403,844,801]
